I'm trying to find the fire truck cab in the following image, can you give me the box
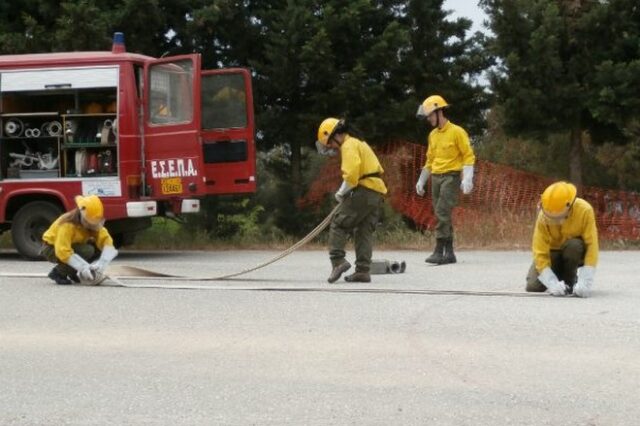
[0,33,256,259]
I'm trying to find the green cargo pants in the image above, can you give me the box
[41,243,99,277]
[431,172,461,239]
[526,238,585,292]
[329,187,384,273]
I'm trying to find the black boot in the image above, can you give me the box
[48,267,72,285]
[425,239,445,264]
[327,260,351,284]
[344,271,371,283]
[441,238,457,264]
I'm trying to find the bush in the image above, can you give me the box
[0,232,11,249]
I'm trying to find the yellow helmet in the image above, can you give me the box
[417,95,449,117]
[75,195,105,229]
[540,181,577,219]
[316,117,342,146]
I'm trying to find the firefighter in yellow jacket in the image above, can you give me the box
[415,95,476,264]
[526,181,599,297]
[41,195,118,285]
[316,118,387,283]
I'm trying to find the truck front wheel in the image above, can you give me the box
[11,201,62,260]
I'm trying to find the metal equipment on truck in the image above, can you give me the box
[0,33,256,258]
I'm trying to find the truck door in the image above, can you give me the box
[200,68,256,195]
[143,55,206,198]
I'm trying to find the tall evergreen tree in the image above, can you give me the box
[0,0,171,55]
[402,0,490,140]
[251,0,488,186]
[481,0,640,185]
[0,0,492,235]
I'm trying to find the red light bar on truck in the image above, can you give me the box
[112,32,126,54]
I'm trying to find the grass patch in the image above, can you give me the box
[0,232,11,249]
[131,204,534,251]
[1,212,631,253]
[131,209,636,252]
[132,217,307,250]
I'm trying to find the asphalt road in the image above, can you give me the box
[1,249,639,425]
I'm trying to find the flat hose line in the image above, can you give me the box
[0,203,548,298]
[0,272,547,297]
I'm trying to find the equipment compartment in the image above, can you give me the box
[0,67,119,180]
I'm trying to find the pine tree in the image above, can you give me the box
[481,0,640,185]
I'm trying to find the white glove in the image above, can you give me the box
[83,271,107,286]
[90,246,118,276]
[574,266,595,298]
[415,169,430,196]
[67,253,95,283]
[335,180,353,203]
[538,267,567,296]
[461,165,474,194]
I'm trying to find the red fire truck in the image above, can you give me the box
[0,33,256,259]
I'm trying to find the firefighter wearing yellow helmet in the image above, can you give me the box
[415,95,476,264]
[316,117,387,283]
[41,195,118,285]
[526,181,599,297]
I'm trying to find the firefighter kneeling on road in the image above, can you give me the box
[415,95,476,264]
[526,181,599,297]
[315,118,387,284]
[41,195,118,285]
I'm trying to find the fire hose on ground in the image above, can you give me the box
[0,203,548,297]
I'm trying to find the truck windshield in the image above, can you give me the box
[201,73,247,129]
[148,59,193,125]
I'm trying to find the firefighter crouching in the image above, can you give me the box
[315,118,387,283]
[526,182,599,297]
[41,195,118,285]
[415,95,476,264]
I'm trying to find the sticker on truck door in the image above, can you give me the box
[150,158,199,178]
[82,179,122,197]
[161,177,183,194]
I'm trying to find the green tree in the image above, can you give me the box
[402,0,490,139]
[249,0,488,233]
[0,0,492,236]
[182,0,263,68]
[583,0,640,139]
[0,0,171,55]
[0,0,60,53]
[481,0,640,186]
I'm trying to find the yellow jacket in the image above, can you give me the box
[340,135,387,195]
[424,121,475,174]
[42,216,114,263]
[532,198,599,272]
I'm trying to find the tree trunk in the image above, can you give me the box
[569,127,583,187]
[290,138,302,197]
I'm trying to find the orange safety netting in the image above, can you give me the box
[300,140,640,241]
